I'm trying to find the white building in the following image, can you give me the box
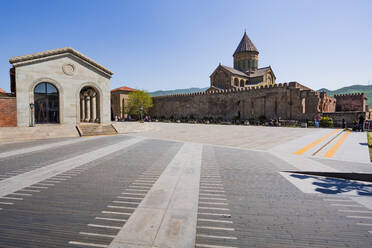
[9,47,113,127]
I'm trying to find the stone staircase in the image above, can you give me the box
[0,124,80,144]
[76,124,118,136]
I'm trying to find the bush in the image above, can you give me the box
[258,115,266,123]
[320,117,333,128]
[232,115,240,123]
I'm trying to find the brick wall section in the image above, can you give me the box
[0,97,17,127]
[151,82,323,121]
[319,91,336,112]
[335,93,366,112]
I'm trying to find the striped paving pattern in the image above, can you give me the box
[0,134,371,247]
[68,168,163,248]
[196,160,238,248]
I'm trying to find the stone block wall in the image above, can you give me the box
[111,91,131,120]
[319,91,336,112]
[0,96,17,127]
[151,82,322,121]
[335,93,366,112]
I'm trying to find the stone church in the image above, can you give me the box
[207,32,276,92]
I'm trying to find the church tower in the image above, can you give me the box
[233,32,259,72]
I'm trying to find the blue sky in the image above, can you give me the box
[0,0,371,92]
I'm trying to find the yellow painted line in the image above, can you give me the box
[324,131,351,158]
[294,129,339,155]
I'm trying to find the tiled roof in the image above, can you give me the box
[220,65,273,79]
[0,88,5,93]
[246,67,270,77]
[111,86,137,92]
[9,47,113,76]
[220,65,248,77]
[233,32,258,55]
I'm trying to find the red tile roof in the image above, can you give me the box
[0,88,6,94]
[111,86,137,92]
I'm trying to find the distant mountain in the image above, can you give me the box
[149,87,208,96]
[317,84,372,106]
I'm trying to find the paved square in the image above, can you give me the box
[0,123,371,248]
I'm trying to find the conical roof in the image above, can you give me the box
[233,32,258,55]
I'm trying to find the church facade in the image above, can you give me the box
[6,47,113,127]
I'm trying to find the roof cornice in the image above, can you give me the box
[9,47,113,77]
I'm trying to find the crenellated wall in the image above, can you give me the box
[334,93,366,112]
[151,82,324,121]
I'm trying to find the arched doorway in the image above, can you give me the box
[80,86,100,123]
[34,82,59,124]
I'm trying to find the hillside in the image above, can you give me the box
[317,84,372,106]
[149,87,208,96]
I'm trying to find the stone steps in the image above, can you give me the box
[0,124,80,144]
[77,124,118,137]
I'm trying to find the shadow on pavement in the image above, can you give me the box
[289,173,372,196]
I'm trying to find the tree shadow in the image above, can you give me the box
[290,173,372,196]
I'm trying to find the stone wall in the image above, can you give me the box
[151,82,323,121]
[111,91,131,120]
[319,91,336,112]
[335,93,366,112]
[0,96,17,127]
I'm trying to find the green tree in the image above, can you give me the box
[125,90,153,118]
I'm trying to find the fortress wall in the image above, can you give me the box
[335,93,366,112]
[151,82,321,121]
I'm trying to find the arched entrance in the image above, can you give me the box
[34,82,59,124]
[80,86,100,123]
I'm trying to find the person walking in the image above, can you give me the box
[359,115,365,132]
[315,114,320,128]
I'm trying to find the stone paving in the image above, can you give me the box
[0,123,371,248]
[130,122,320,150]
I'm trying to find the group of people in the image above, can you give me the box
[314,114,366,131]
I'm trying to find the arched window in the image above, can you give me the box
[234,78,239,87]
[240,79,245,87]
[34,82,59,124]
[80,86,100,123]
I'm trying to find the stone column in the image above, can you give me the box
[80,96,85,122]
[90,91,96,123]
[85,95,91,122]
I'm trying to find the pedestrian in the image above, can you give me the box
[315,114,320,128]
[359,115,365,132]
[342,119,346,129]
